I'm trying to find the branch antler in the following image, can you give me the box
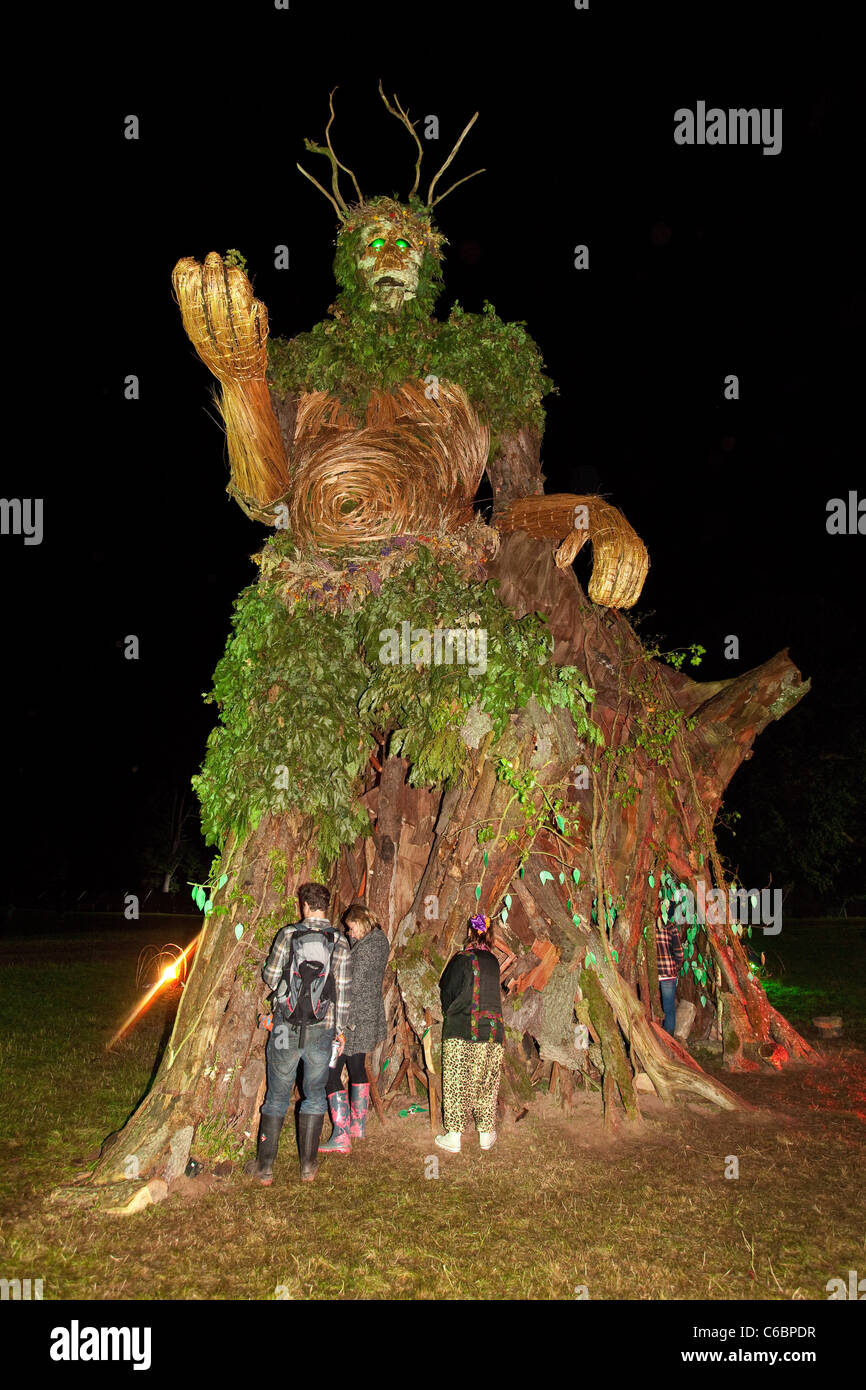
[378,78,424,200]
[426,110,484,208]
[295,87,361,221]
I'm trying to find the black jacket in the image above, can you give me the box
[440,947,505,1043]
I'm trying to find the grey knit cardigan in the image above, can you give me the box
[343,926,390,1055]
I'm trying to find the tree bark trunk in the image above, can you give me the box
[91,528,818,1187]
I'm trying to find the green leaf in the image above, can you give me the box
[218,873,228,889]
[572,914,581,926]
[504,894,512,909]
[555,814,565,832]
[611,948,619,963]
[204,900,214,915]
[483,851,488,867]
[700,994,706,1008]
[572,868,580,884]
[648,874,655,887]
[475,884,482,901]
[539,871,554,885]
[558,872,565,884]
[585,952,596,965]
[234,924,244,940]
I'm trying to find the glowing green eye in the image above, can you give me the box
[396,238,410,251]
[369,238,386,250]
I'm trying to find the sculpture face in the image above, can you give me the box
[356,217,424,312]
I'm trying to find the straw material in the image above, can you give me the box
[494,494,649,609]
[285,380,489,549]
[173,254,290,506]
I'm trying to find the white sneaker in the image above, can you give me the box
[479,1130,496,1150]
[434,1131,461,1152]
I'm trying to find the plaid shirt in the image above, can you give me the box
[262,917,352,1034]
[656,919,684,979]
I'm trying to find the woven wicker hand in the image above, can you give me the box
[172,253,269,384]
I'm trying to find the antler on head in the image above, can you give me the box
[378,79,424,201]
[296,87,361,222]
[426,110,484,208]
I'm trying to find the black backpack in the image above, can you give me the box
[281,926,338,1025]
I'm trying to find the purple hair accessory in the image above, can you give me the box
[470,913,489,933]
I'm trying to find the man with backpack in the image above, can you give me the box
[246,882,352,1184]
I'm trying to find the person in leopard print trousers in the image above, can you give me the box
[435,913,505,1153]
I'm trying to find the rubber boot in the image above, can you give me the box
[298,1111,326,1181]
[348,1083,371,1139]
[318,1090,351,1153]
[244,1113,285,1185]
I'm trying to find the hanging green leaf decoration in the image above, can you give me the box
[483,851,488,867]
[505,895,512,909]
[611,948,619,963]
[700,994,706,1008]
[573,868,580,884]
[648,874,655,887]
[572,914,581,926]
[195,887,206,911]
[586,952,597,965]
[501,908,509,923]
[218,874,228,889]
[204,900,214,915]
[556,815,565,832]
[475,884,482,901]
[520,866,525,877]
[699,853,704,866]
[747,926,752,938]
[559,872,565,885]
[539,871,554,885]
[234,924,244,940]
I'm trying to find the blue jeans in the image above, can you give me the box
[261,1014,333,1117]
[659,978,677,1035]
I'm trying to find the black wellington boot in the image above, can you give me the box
[298,1112,325,1182]
[244,1114,285,1186]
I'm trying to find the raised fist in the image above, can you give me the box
[172,252,269,383]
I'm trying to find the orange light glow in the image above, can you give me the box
[107,933,200,1050]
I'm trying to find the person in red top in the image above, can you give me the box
[656,906,685,1034]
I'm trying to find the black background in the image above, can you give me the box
[2,2,860,905]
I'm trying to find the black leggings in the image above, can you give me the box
[326,1052,367,1094]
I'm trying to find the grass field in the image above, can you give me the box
[0,917,863,1300]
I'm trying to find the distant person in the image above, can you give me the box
[319,904,390,1154]
[656,907,684,1034]
[435,913,505,1153]
[246,882,352,1184]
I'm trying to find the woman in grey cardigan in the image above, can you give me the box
[319,904,390,1154]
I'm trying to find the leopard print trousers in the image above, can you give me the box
[442,1037,504,1133]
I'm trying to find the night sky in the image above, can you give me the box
[3,8,860,905]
